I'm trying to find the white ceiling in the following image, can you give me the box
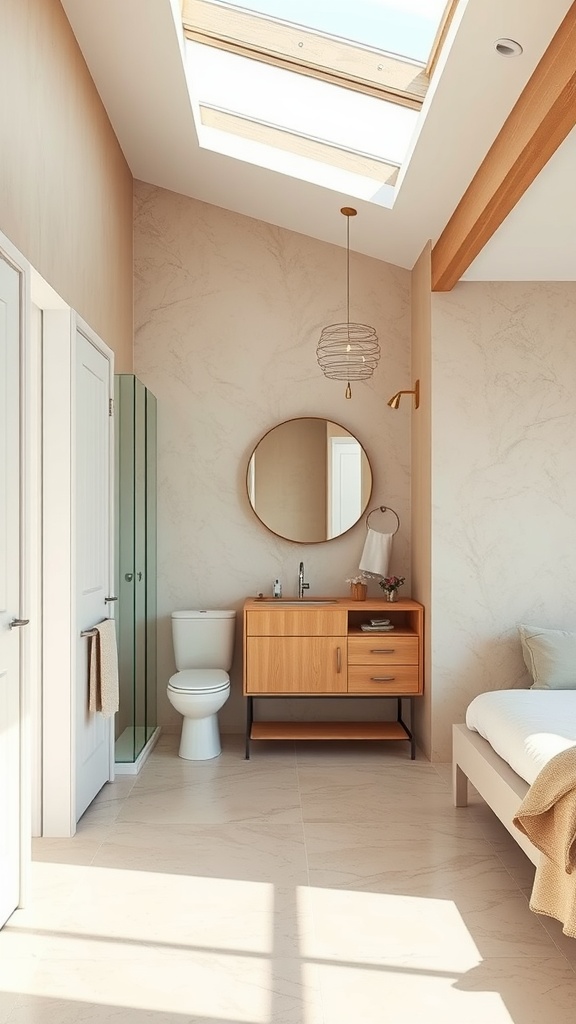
[60,0,576,279]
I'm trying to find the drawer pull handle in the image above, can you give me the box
[371,648,395,654]
[371,676,395,682]
[336,646,342,672]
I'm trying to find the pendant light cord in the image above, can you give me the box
[346,212,350,327]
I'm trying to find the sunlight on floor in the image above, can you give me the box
[3,736,576,1023]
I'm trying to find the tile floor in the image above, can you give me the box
[2,735,576,1023]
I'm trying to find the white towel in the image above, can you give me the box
[88,619,119,718]
[359,528,393,576]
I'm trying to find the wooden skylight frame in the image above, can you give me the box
[200,104,400,184]
[182,0,439,110]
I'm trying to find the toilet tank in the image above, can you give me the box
[171,610,236,671]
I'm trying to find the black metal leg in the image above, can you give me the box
[245,697,253,759]
[397,696,416,759]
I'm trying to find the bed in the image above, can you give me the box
[453,689,576,866]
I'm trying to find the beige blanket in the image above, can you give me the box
[513,745,576,937]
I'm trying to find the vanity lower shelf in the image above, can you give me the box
[250,720,410,742]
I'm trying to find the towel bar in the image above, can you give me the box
[81,627,98,638]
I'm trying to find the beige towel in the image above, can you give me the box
[88,619,119,718]
[359,528,393,576]
[513,745,576,937]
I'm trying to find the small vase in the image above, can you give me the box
[384,590,398,602]
[351,582,367,601]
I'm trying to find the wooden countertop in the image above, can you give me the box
[243,596,422,611]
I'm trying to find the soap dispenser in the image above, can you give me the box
[273,579,282,598]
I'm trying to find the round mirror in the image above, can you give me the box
[246,417,372,543]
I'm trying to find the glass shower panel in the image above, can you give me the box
[145,389,158,740]
[114,374,157,766]
[134,379,147,755]
[115,375,137,762]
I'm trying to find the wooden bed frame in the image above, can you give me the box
[452,723,540,867]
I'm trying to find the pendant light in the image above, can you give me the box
[316,207,380,399]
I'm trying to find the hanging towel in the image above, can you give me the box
[359,528,393,576]
[88,619,119,718]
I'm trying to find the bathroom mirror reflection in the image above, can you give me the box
[246,417,372,543]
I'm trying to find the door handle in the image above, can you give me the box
[124,573,134,582]
[370,676,395,682]
[336,646,342,672]
[9,618,30,629]
[104,596,118,602]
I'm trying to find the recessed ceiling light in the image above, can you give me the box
[495,38,523,57]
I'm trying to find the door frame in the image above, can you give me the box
[0,229,31,912]
[42,310,115,837]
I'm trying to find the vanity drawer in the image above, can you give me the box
[246,609,347,636]
[348,635,418,665]
[348,665,419,694]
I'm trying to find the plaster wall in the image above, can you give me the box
[430,281,576,759]
[133,182,412,734]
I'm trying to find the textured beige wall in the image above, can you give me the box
[253,418,326,541]
[0,0,133,368]
[410,243,432,758]
[133,182,412,734]
[430,281,576,760]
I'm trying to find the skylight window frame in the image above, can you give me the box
[182,0,437,110]
[199,103,400,184]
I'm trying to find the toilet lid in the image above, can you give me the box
[168,669,230,693]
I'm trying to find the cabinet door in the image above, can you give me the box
[246,637,347,694]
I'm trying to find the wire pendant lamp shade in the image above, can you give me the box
[317,207,380,399]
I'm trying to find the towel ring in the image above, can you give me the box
[366,505,400,535]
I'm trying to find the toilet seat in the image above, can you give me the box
[168,669,230,694]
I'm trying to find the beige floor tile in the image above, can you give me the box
[302,884,562,961]
[294,739,426,766]
[298,764,474,825]
[92,821,307,882]
[119,766,302,824]
[314,955,576,1024]
[30,837,102,867]
[4,745,576,1023]
[538,914,576,966]
[7,954,323,1024]
[304,823,520,898]
[19,877,312,964]
[148,733,297,774]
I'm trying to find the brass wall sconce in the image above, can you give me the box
[387,379,420,410]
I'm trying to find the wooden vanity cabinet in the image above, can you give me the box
[245,606,347,695]
[243,598,424,757]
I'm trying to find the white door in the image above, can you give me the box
[0,254,23,926]
[75,329,113,821]
[329,437,362,538]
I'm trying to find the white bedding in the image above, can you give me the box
[465,689,576,785]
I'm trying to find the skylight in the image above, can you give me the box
[182,0,457,201]
[208,0,449,63]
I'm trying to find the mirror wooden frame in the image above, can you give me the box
[246,416,373,543]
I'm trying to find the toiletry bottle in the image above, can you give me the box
[273,579,282,598]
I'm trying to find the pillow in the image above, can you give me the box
[518,624,576,690]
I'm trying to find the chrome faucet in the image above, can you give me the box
[298,561,310,599]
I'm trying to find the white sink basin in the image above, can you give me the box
[266,600,337,606]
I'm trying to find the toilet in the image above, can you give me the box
[167,609,236,760]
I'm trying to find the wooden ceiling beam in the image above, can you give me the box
[431,2,576,292]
